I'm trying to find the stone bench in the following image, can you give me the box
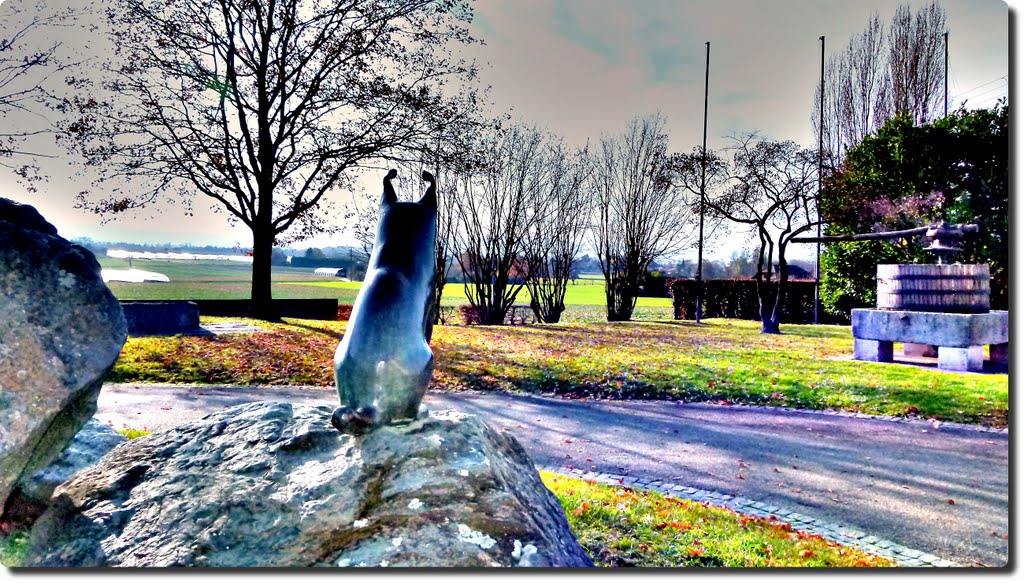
[851,309,1008,372]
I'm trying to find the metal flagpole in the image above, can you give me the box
[696,41,710,324]
[944,31,949,117]
[815,35,824,325]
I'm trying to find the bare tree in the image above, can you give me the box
[705,134,820,334]
[523,140,590,323]
[888,1,946,125]
[0,0,81,183]
[813,1,947,167]
[666,144,730,262]
[58,0,482,320]
[451,124,545,325]
[591,114,696,322]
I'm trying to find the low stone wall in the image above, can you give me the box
[120,301,200,335]
[119,298,340,326]
[192,298,339,320]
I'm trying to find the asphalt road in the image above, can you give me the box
[96,383,1009,568]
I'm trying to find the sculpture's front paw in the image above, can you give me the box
[331,405,378,435]
[417,404,430,419]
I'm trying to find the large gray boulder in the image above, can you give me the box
[0,198,127,511]
[15,419,127,506]
[24,402,595,568]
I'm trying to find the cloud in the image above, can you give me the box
[551,0,623,65]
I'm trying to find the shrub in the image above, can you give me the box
[459,305,482,325]
[458,304,537,326]
[639,271,670,298]
[666,278,848,324]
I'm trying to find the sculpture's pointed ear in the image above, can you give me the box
[382,169,399,206]
[418,170,436,208]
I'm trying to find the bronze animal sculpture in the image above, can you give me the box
[331,169,437,434]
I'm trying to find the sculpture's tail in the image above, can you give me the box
[330,405,379,435]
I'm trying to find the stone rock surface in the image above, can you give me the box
[24,402,595,568]
[16,419,127,505]
[0,198,128,511]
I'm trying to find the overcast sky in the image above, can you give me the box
[0,0,1011,260]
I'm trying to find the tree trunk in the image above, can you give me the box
[606,277,636,322]
[429,276,444,331]
[249,223,278,321]
[755,276,781,334]
[477,281,506,325]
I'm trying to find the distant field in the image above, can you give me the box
[100,258,361,302]
[98,257,672,309]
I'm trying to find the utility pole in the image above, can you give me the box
[815,35,824,325]
[696,41,710,324]
[944,31,949,117]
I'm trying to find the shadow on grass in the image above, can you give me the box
[283,321,345,341]
[778,324,852,340]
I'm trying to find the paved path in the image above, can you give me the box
[96,383,1009,567]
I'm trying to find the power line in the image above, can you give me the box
[959,85,1008,105]
[951,75,1007,100]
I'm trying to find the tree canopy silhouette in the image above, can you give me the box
[60,0,483,319]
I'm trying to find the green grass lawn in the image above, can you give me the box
[101,258,358,301]
[541,471,892,567]
[98,257,672,309]
[0,530,28,567]
[110,317,1007,427]
[287,279,672,308]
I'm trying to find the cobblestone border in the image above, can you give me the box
[672,401,1008,435]
[540,465,960,568]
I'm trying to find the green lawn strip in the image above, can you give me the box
[116,428,153,440]
[282,280,673,308]
[540,471,893,567]
[0,530,29,567]
[431,319,1007,426]
[110,317,345,386]
[111,317,1007,427]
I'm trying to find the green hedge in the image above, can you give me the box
[666,278,848,324]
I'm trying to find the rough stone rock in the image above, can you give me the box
[24,402,595,568]
[0,198,127,511]
[16,419,127,506]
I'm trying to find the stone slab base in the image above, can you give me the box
[937,346,985,372]
[854,339,894,362]
[852,309,1008,372]
[851,309,1008,347]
